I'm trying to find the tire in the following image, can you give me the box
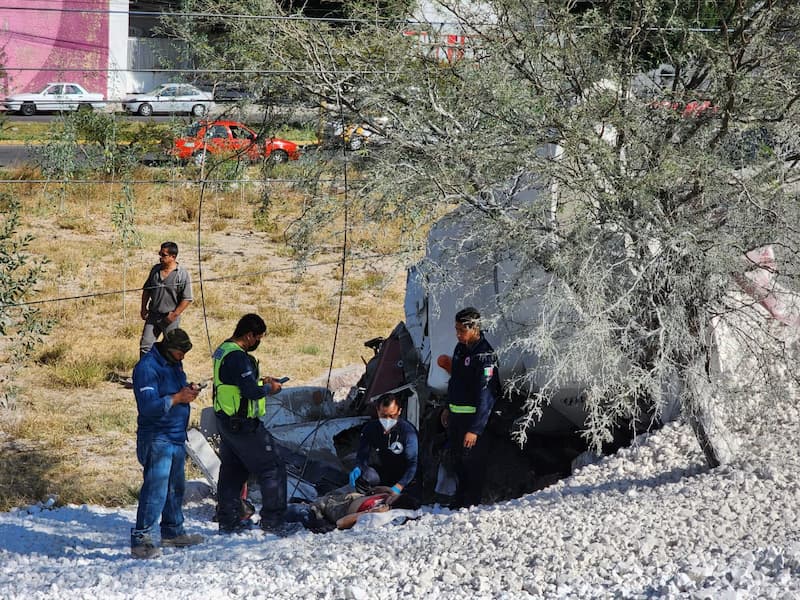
[137,103,153,117]
[20,103,36,116]
[268,149,289,164]
[77,103,93,113]
[191,104,207,117]
[193,150,207,167]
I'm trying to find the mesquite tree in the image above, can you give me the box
[170,0,800,463]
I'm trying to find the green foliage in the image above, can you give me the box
[172,0,800,459]
[50,357,107,389]
[0,194,53,359]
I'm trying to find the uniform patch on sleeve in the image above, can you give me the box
[483,366,494,378]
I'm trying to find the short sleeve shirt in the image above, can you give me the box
[143,264,193,314]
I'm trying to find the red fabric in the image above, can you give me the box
[357,494,388,513]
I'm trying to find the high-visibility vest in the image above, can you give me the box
[212,341,266,418]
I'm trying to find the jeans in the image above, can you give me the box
[131,435,186,545]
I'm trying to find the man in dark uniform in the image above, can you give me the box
[212,313,288,534]
[439,307,501,509]
[350,393,420,502]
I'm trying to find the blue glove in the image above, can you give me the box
[348,467,361,488]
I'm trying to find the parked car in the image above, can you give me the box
[171,119,301,165]
[121,83,214,117]
[195,81,294,105]
[3,83,106,116]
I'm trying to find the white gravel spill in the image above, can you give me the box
[2,395,799,599]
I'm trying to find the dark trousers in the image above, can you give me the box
[448,414,490,508]
[216,415,287,529]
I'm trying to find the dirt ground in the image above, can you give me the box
[0,177,412,509]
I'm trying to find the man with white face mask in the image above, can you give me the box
[350,394,419,503]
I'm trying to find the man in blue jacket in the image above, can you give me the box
[350,393,420,502]
[439,307,501,509]
[131,328,203,559]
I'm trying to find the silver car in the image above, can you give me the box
[121,83,214,117]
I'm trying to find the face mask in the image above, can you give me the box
[249,339,261,351]
[379,418,398,431]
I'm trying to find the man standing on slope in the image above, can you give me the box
[131,328,203,559]
[438,307,501,509]
[139,241,193,357]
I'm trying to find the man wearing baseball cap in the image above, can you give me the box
[130,328,203,558]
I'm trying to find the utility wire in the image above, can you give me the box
[0,250,414,310]
[0,178,368,185]
[0,5,726,32]
[0,5,466,28]
[287,90,354,498]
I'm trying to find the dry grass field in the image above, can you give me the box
[0,160,416,511]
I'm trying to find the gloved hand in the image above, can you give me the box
[348,466,361,488]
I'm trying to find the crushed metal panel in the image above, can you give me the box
[269,416,369,456]
[185,428,221,493]
[363,324,407,405]
[262,385,339,428]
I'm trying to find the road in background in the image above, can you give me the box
[2,101,317,125]
[0,144,34,167]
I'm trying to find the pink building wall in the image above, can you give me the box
[0,0,110,96]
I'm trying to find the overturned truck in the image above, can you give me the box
[189,204,798,507]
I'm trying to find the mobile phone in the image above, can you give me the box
[276,376,290,384]
[195,381,208,390]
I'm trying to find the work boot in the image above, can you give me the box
[260,520,303,537]
[131,538,161,559]
[219,519,256,534]
[161,533,204,548]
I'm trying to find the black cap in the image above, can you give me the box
[163,328,192,352]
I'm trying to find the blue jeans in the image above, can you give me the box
[131,436,186,544]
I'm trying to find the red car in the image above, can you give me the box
[172,120,300,165]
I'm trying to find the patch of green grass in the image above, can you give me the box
[84,406,137,434]
[299,344,320,356]
[0,121,53,142]
[50,358,108,388]
[0,118,317,145]
[103,348,139,373]
[267,313,297,338]
[345,271,388,295]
